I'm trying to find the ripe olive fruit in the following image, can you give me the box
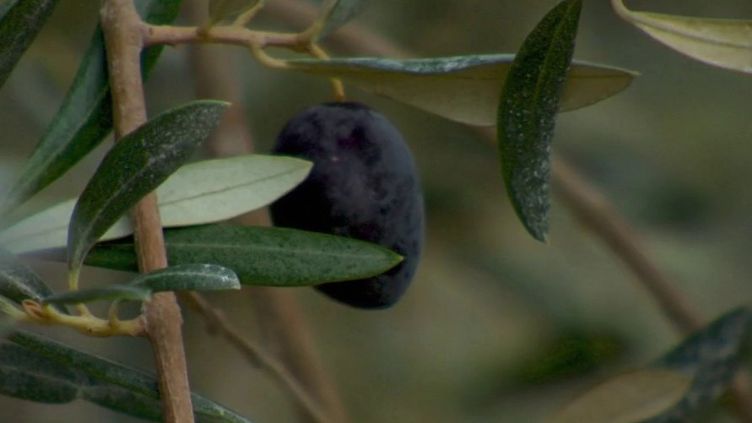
[270,102,425,309]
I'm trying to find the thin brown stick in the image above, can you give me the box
[101,1,194,422]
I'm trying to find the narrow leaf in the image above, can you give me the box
[497,0,582,241]
[1,0,183,215]
[0,154,311,254]
[612,0,752,73]
[208,0,259,25]
[286,55,635,126]
[0,248,55,304]
[130,263,240,292]
[551,369,691,423]
[2,330,252,422]
[315,0,368,40]
[43,285,150,306]
[80,224,403,286]
[0,0,58,89]
[67,100,228,272]
[647,307,752,422]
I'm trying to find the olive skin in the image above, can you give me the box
[270,102,424,309]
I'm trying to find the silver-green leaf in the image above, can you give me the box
[67,100,228,273]
[130,263,240,292]
[0,0,183,216]
[611,0,752,73]
[1,330,252,422]
[0,0,58,89]
[551,369,692,423]
[0,248,55,304]
[79,224,403,287]
[285,55,635,127]
[1,154,311,254]
[497,0,582,241]
[647,307,752,422]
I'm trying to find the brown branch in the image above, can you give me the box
[100,1,194,422]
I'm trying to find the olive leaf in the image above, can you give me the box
[208,0,259,25]
[0,155,311,254]
[1,0,183,215]
[0,330,252,422]
[286,55,635,127]
[647,307,752,422]
[0,0,58,89]
[497,0,582,241]
[611,0,752,73]
[43,264,238,305]
[56,224,403,287]
[67,100,228,273]
[0,248,55,304]
[129,263,240,292]
[314,0,368,40]
[551,369,692,423]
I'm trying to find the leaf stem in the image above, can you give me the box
[307,43,346,101]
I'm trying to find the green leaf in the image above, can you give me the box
[315,0,368,40]
[1,0,183,215]
[130,263,240,292]
[285,55,635,127]
[0,154,312,254]
[551,369,692,423]
[647,307,752,422]
[80,224,403,286]
[42,285,151,306]
[67,100,228,272]
[496,0,582,241]
[611,0,752,73]
[1,330,252,422]
[0,0,58,89]
[42,264,238,305]
[0,248,55,304]
[208,0,259,25]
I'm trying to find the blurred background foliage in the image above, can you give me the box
[2,0,752,421]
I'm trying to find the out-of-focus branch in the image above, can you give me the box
[185,2,348,422]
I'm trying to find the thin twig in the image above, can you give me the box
[100,1,194,422]
[181,293,329,423]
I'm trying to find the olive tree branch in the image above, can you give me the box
[100,1,194,422]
